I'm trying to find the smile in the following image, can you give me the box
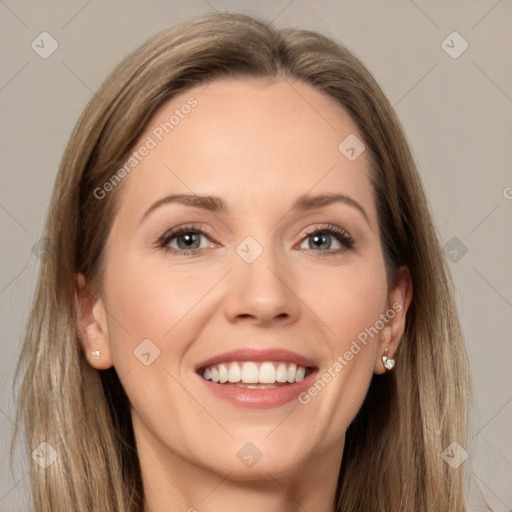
[195,348,319,408]
[200,361,312,387]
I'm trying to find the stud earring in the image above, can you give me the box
[91,350,100,360]
[382,348,395,370]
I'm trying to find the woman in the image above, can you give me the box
[15,11,471,512]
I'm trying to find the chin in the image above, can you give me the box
[191,434,316,481]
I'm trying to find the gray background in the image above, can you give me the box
[1,1,511,510]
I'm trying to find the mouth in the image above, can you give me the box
[198,361,314,388]
[195,348,318,408]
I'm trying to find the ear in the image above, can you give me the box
[373,266,413,374]
[75,273,114,370]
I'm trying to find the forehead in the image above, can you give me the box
[112,76,376,226]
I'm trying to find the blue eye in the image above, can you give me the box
[158,225,215,255]
[298,225,355,254]
[169,232,204,250]
[157,223,355,256]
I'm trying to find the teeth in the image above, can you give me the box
[237,383,279,389]
[201,361,310,385]
[218,364,228,384]
[276,363,288,382]
[287,363,297,383]
[228,362,241,383]
[242,362,259,383]
[259,362,276,383]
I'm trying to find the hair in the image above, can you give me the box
[14,11,471,512]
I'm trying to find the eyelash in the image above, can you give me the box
[157,224,213,257]
[157,223,355,257]
[301,224,355,256]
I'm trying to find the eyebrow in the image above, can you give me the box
[291,193,370,224]
[140,192,370,225]
[140,194,226,223]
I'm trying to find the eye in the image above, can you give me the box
[298,225,355,254]
[156,223,355,257]
[158,224,217,255]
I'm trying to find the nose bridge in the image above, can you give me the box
[225,233,299,324]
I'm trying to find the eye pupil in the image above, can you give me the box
[310,233,330,250]
[177,233,200,249]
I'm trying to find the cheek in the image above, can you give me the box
[99,255,214,426]
[103,254,220,342]
[297,255,388,345]
[296,308,383,443]
[294,256,387,414]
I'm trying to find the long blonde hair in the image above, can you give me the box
[14,11,471,511]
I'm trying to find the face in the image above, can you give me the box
[79,77,411,485]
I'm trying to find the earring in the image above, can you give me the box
[382,348,395,370]
[91,350,100,360]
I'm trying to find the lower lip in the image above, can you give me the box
[197,371,317,409]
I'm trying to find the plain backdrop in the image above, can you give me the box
[1,1,511,510]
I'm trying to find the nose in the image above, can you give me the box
[223,242,300,327]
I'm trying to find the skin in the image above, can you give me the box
[77,77,412,512]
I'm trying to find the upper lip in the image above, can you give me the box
[195,348,318,371]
